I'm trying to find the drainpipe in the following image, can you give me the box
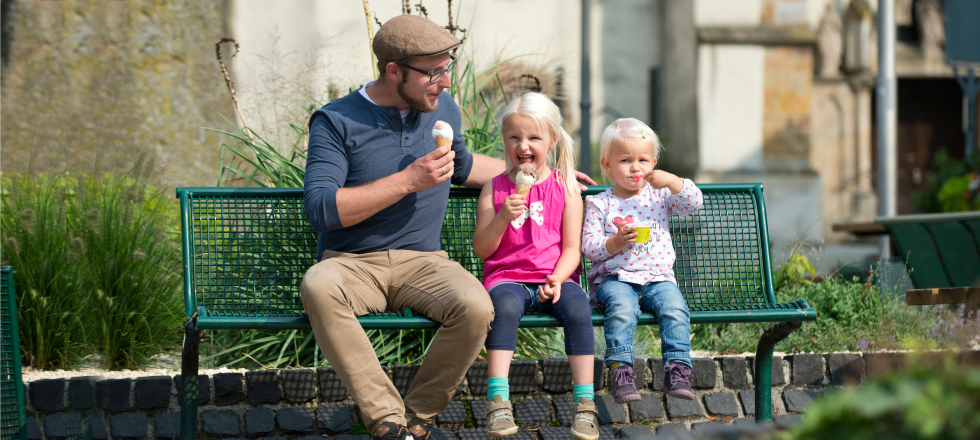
[580,0,592,177]
[877,0,896,256]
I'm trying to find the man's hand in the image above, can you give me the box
[574,171,597,191]
[497,194,527,223]
[537,275,563,304]
[402,145,456,193]
[646,170,683,193]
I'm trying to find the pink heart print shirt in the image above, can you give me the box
[582,180,703,289]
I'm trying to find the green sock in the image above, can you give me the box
[573,383,594,402]
[488,377,509,401]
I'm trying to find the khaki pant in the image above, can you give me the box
[300,249,493,432]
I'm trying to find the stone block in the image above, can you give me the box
[732,417,756,426]
[203,410,240,437]
[470,400,487,427]
[335,435,369,440]
[634,357,647,388]
[247,370,281,405]
[277,407,314,434]
[514,398,550,426]
[720,357,749,390]
[690,358,716,389]
[458,428,492,440]
[246,408,275,436]
[738,390,755,416]
[135,376,172,410]
[259,437,289,440]
[154,411,181,439]
[110,412,147,439]
[282,369,317,403]
[435,400,466,426]
[782,389,819,412]
[174,374,211,405]
[539,426,574,440]
[748,356,786,386]
[690,421,728,432]
[865,352,906,379]
[627,394,663,421]
[827,353,864,385]
[43,412,80,438]
[429,428,455,440]
[595,395,626,424]
[789,354,824,385]
[316,405,353,433]
[960,350,980,367]
[69,376,103,411]
[655,423,687,435]
[31,379,66,412]
[25,417,41,440]
[774,413,804,428]
[97,379,132,412]
[541,358,573,393]
[665,395,702,418]
[316,367,349,401]
[391,365,421,397]
[296,436,329,440]
[466,363,489,396]
[649,358,664,391]
[704,392,739,417]
[593,358,605,390]
[599,426,616,440]
[213,373,245,406]
[90,414,108,440]
[553,397,574,425]
[510,359,537,393]
[619,425,655,440]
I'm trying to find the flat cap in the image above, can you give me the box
[373,15,462,63]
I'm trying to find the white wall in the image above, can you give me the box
[226,0,607,152]
[697,45,765,173]
[695,0,761,26]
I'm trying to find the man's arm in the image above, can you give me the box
[462,153,505,189]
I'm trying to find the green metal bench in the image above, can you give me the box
[876,212,980,289]
[177,183,816,438]
[1,267,26,440]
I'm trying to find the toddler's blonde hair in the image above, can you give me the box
[598,118,661,184]
[499,91,579,195]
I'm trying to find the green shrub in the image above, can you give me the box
[1,163,182,370]
[788,359,980,439]
[911,149,980,213]
[1,173,89,370]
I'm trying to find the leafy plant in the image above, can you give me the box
[911,149,980,213]
[1,173,89,370]
[787,358,980,439]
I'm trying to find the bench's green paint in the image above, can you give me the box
[177,184,816,437]
[1,267,26,440]
[877,212,980,289]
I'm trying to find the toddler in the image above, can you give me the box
[582,118,703,402]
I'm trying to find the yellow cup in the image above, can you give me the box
[633,224,652,243]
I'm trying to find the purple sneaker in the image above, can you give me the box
[608,364,641,404]
[663,363,695,400]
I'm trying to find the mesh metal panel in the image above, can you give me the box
[185,185,777,320]
[189,195,317,317]
[672,191,768,311]
[1,267,25,440]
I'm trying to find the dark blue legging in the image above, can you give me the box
[485,281,595,355]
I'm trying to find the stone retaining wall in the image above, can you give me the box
[23,351,980,439]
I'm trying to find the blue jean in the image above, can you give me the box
[485,281,595,355]
[596,276,691,368]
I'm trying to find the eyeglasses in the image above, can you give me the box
[398,54,457,84]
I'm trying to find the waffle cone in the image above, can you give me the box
[435,136,452,148]
[516,184,531,196]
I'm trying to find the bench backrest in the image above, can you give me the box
[877,212,980,288]
[178,184,777,321]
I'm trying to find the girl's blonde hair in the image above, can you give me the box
[598,118,662,184]
[499,91,579,195]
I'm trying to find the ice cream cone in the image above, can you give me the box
[516,183,531,196]
[435,136,452,148]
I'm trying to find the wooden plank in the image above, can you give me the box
[831,222,888,235]
[905,287,980,305]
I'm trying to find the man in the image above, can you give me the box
[301,14,594,440]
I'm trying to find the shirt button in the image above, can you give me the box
[395,123,401,128]
[389,110,395,115]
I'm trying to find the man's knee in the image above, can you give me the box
[451,286,494,329]
[300,263,346,306]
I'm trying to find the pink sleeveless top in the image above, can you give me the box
[482,171,583,290]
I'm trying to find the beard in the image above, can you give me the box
[397,76,439,113]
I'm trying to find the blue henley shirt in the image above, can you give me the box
[304,89,474,260]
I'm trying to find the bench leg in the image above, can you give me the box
[181,314,201,440]
[753,321,801,423]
